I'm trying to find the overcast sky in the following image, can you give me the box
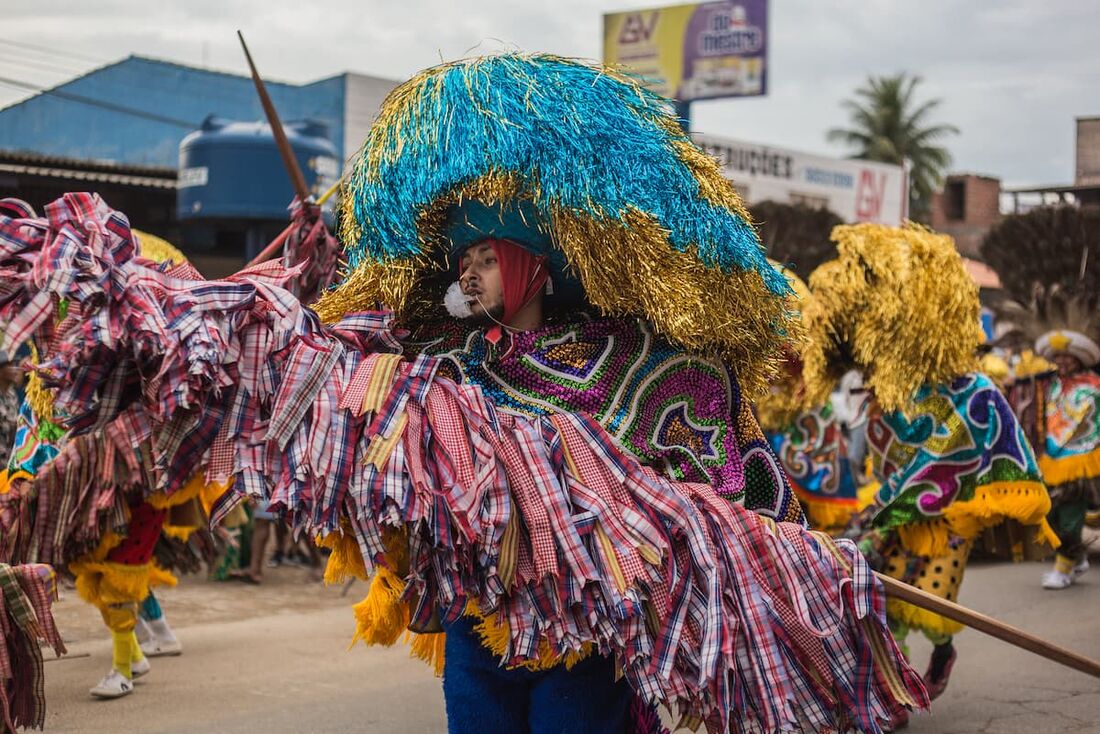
[2,0,1097,186]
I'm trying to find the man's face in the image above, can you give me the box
[459,241,504,323]
[1053,353,1084,376]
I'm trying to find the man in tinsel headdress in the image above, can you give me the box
[0,55,929,733]
[801,223,1055,724]
[998,287,1100,590]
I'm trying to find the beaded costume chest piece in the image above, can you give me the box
[421,316,801,523]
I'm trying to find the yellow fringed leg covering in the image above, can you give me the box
[111,630,134,678]
[1038,449,1100,487]
[101,603,138,678]
[883,538,973,638]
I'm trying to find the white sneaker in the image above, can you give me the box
[89,670,133,699]
[140,635,182,657]
[131,656,151,678]
[1072,558,1090,577]
[1042,569,1074,590]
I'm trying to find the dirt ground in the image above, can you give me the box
[39,551,1100,733]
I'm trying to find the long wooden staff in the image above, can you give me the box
[877,572,1100,679]
[237,31,310,204]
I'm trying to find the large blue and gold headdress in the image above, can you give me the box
[316,53,796,394]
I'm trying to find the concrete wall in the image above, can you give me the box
[342,74,399,170]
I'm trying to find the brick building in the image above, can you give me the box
[928,173,1002,258]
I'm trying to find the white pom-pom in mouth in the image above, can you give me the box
[444,281,474,319]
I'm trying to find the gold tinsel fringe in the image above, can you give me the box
[146,470,211,510]
[133,229,187,266]
[793,492,858,535]
[802,223,982,414]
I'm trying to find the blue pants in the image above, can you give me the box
[442,617,631,734]
[139,590,163,621]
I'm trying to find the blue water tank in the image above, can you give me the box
[177,115,339,220]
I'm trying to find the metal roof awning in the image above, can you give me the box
[1003,182,1100,195]
[0,150,177,189]
[962,257,1002,289]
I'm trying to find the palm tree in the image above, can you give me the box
[828,73,958,220]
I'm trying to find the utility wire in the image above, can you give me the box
[0,75,198,129]
[0,37,106,65]
[0,51,90,77]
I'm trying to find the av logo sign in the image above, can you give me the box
[855,169,887,221]
[618,12,659,44]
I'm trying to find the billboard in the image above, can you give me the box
[603,1,768,102]
[694,133,909,224]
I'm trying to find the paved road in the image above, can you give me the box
[41,557,1100,733]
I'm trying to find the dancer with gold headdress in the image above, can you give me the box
[0,56,929,732]
[801,223,1054,721]
[757,263,864,535]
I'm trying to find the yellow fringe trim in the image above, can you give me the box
[1038,448,1100,486]
[349,566,591,677]
[468,606,593,672]
[319,530,370,585]
[350,566,409,648]
[887,597,964,638]
[857,481,880,512]
[348,565,448,677]
[407,631,446,677]
[897,481,1053,557]
[147,470,219,510]
[199,478,236,519]
[0,469,32,495]
[161,524,197,542]
[792,490,858,534]
[70,558,177,608]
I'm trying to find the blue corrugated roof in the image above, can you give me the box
[0,55,347,167]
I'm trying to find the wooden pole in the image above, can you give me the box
[244,221,295,268]
[237,31,311,204]
[877,572,1100,679]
